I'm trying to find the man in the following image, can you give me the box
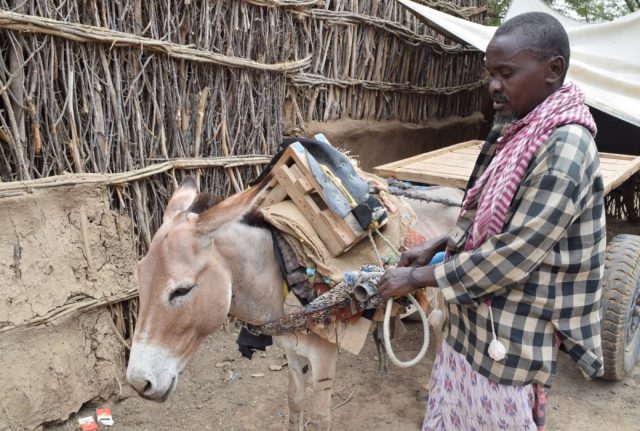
[377,12,605,431]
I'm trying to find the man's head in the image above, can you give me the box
[486,12,570,124]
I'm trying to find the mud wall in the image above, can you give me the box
[0,186,136,430]
[304,113,484,172]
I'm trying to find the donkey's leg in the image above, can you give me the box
[305,335,338,431]
[373,322,389,373]
[284,349,307,431]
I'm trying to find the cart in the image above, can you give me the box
[375,140,640,381]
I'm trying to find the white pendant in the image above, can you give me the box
[488,338,506,361]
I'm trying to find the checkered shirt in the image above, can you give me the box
[433,123,606,387]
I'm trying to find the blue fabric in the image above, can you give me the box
[429,251,446,265]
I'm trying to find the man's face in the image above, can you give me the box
[485,34,554,121]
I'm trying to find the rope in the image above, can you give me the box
[369,229,429,368]
[367,231,385,267]
[374,228,401,262]
[383,295,430,368]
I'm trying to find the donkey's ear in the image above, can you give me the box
[196,184,265,232]
[163,176,199,224]
[185,192,221,215]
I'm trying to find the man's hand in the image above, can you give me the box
[377,266,436,300]
[377,267,417,300]
[398,234,448,268]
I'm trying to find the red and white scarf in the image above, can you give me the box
[462,82,597,251]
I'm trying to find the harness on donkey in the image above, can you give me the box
[237,135,431,368]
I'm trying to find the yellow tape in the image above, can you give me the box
[320,164,358,208]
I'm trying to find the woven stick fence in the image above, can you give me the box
[0,0,310,261]
[286,0,487,128]
[0,0,311,341]
[0,0,488,337]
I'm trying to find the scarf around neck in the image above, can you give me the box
[462,82,597,251]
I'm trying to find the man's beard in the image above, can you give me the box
[491,92,521,128]
[493,112,521,128]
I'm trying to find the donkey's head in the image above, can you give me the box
[126,177,260,401]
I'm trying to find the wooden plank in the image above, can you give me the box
[259,183,288,207]
[375,142,640,196]
[601,154,640,195]
[380,169,469,189]
[272,164,346,256]
[599,152,639,161]
[412,154,478,168]
[373,140,482,175]
[407,163,474,176]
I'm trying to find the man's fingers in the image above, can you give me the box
[399,253,416,267]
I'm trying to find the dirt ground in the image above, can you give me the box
[46,318,640,431]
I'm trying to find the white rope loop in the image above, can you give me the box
[367,227,429,367]
[382,295,430,368]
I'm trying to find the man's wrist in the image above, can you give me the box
[408,267,424,289]
[408,266,436,289]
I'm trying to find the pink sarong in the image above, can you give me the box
[423,342,538,431]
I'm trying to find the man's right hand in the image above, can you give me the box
[398,234,448,268]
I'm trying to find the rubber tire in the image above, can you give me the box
[601,234,640,381]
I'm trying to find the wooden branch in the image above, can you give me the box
[0,155,271,197]
[305,9,480,53]
[410,0,487,19]
[244,0,323,7]
[289,73,487,95]
[0,288,139,335]
[0,10,311,73]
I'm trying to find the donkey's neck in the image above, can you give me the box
[213,222,286,325]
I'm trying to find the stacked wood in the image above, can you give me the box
[255,143,372,256]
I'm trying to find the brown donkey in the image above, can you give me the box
[126,177,462,430]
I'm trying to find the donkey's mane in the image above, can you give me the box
[241,208,270,229]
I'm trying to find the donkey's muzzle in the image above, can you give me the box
[126,342,180,402]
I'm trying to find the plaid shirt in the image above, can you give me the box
[433,123,606,387]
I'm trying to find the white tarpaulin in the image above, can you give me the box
[397,0,640,127]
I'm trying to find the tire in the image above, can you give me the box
[600,234,640,381]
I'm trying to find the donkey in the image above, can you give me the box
[126,176,462,430]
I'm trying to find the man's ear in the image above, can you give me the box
[546,55,565,85]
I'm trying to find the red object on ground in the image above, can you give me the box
[77,416,98,431]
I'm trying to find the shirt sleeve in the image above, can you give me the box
[434,135,586,305]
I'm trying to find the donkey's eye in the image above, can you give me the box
[169,284,195,302]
